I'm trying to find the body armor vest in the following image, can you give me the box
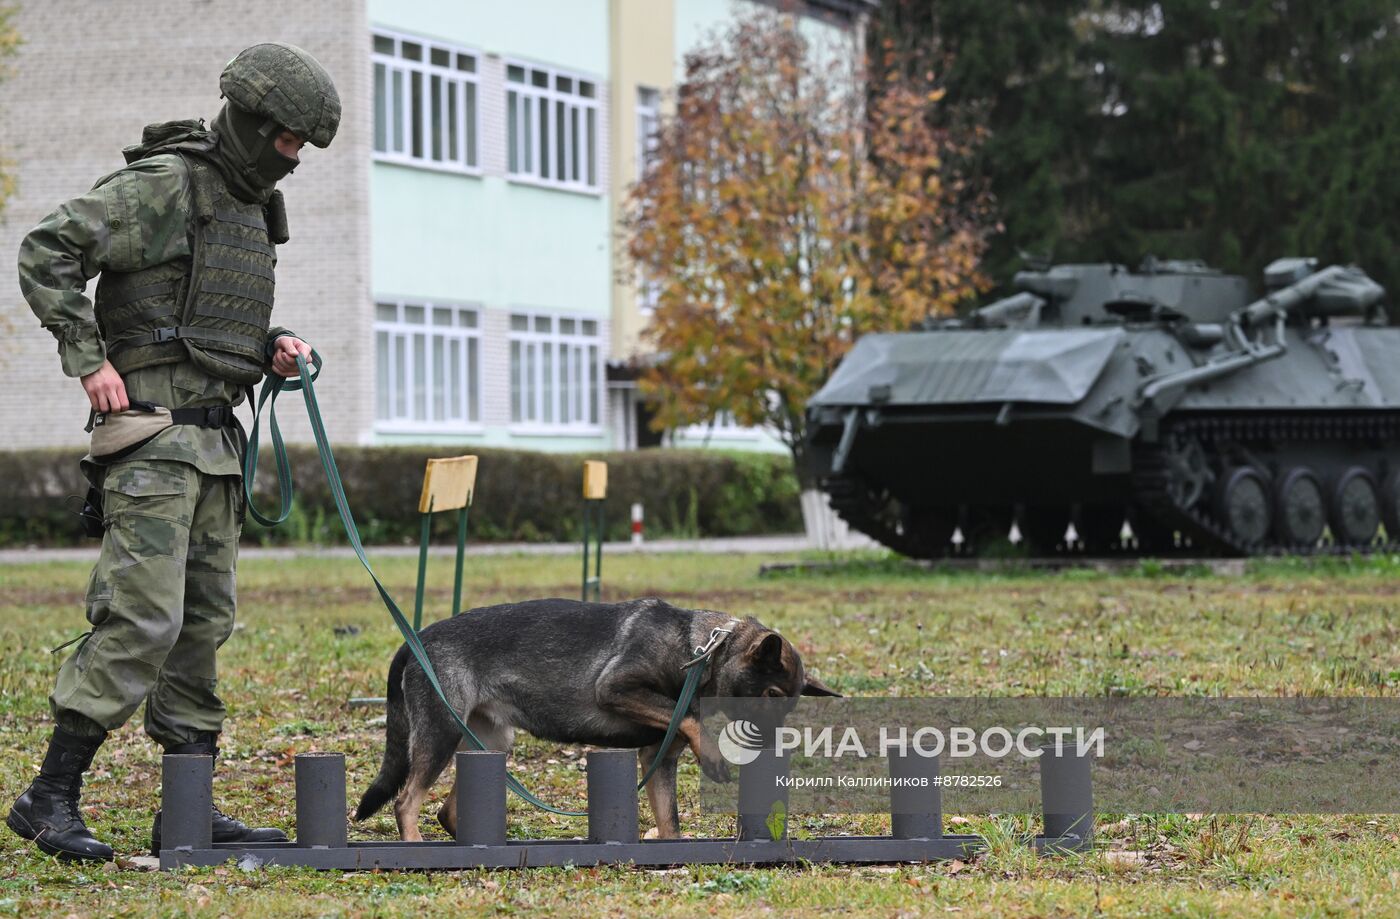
[96,154,277,386]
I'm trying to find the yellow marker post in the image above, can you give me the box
[582,460,608,500]
[419,456,478,514]
[414,456,478,629]
[582,461,607,601]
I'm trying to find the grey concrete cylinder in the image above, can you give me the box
[1039,745,1094,850]
[888,749,942,839]
[295,752,348,848]
[737,742,789,841]
[587,749,638,844]
[456,750,507,846]
[161,754,213,850]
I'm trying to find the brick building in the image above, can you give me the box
[0,0,870,454]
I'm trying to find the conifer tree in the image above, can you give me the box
[873,0,1400,293]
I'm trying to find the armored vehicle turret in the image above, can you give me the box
[805,258,1394,556]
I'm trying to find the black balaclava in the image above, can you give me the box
[209,101,299,204]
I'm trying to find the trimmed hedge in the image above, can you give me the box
[0,447,802,547]
[0,452,91,548]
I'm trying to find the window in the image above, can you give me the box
[509,311,602,429]
[677,411,762,442]
[636,86,660,176]
[633,87,662,316]
[373,31,479,171]
[375,300,481,430]
[506,62,599,191]
[637,273,661,316]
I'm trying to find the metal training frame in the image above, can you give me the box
[157,746,1092,870]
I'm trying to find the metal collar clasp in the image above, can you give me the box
[683,619,740,670]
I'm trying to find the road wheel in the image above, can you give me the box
[1076,506,1126,555]
[1216,466,1271,548]
[1380,468,1400,544]
[1330,466,1380,547]
[1128,509,1180,554]
[899,506,957,557]
[1018,507,1068,555]
[959,507,1014,556]
[1273,466,1326,549]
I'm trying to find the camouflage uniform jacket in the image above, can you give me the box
[19,154,293,476]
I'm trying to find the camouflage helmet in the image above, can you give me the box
[220,42,341,148]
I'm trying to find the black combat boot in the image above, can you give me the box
[150,732,288,855]
[6,727,114,862]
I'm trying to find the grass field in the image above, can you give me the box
[2,550,1399,917]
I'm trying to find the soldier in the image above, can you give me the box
[6,43,340,862]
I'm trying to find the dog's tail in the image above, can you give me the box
[354,643,412,821]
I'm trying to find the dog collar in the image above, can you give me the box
[682,618,742,670]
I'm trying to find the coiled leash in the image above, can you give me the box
[243,353,727,815]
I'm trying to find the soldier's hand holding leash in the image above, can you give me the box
[270,336,313,378]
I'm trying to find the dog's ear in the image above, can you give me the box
[801,675,841,697]
[746,632,785,671]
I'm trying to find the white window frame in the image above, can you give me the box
[374,299,483,434]
[508,310,605,434]
[637,272,661,317]
[633,87,662,317]
[373,29,481,175]
[675,410,765,443]
[636,85,660,178]
[505,60,600,194]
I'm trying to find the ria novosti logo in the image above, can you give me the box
[713,719,1105,763]
[717,719,765,765]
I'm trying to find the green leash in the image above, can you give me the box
[243,354,716,815]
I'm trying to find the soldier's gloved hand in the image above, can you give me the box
[270,336,313,378]
[81,360,129,413]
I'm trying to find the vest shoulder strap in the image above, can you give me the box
[180,155,219,225]
[264,190,289,245]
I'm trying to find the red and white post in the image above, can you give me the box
[631,502,644,546]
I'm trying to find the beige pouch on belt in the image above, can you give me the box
[90,404,173,460]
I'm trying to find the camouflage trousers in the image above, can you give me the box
[51,459,243,746]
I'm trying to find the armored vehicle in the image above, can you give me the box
[805,258,1394,556]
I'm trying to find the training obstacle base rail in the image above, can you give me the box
[157,746,1093,871]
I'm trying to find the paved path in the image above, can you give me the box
[0,534,814,565]
[758,555,1248,577]
[3,537,1251,574]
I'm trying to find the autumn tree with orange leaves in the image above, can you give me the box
[624,7,992,478]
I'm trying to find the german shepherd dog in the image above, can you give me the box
[354,597,839,840]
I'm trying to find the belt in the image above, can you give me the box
[85,400,238,435]
[135,399,237,428]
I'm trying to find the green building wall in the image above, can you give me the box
[367,0,614,452]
